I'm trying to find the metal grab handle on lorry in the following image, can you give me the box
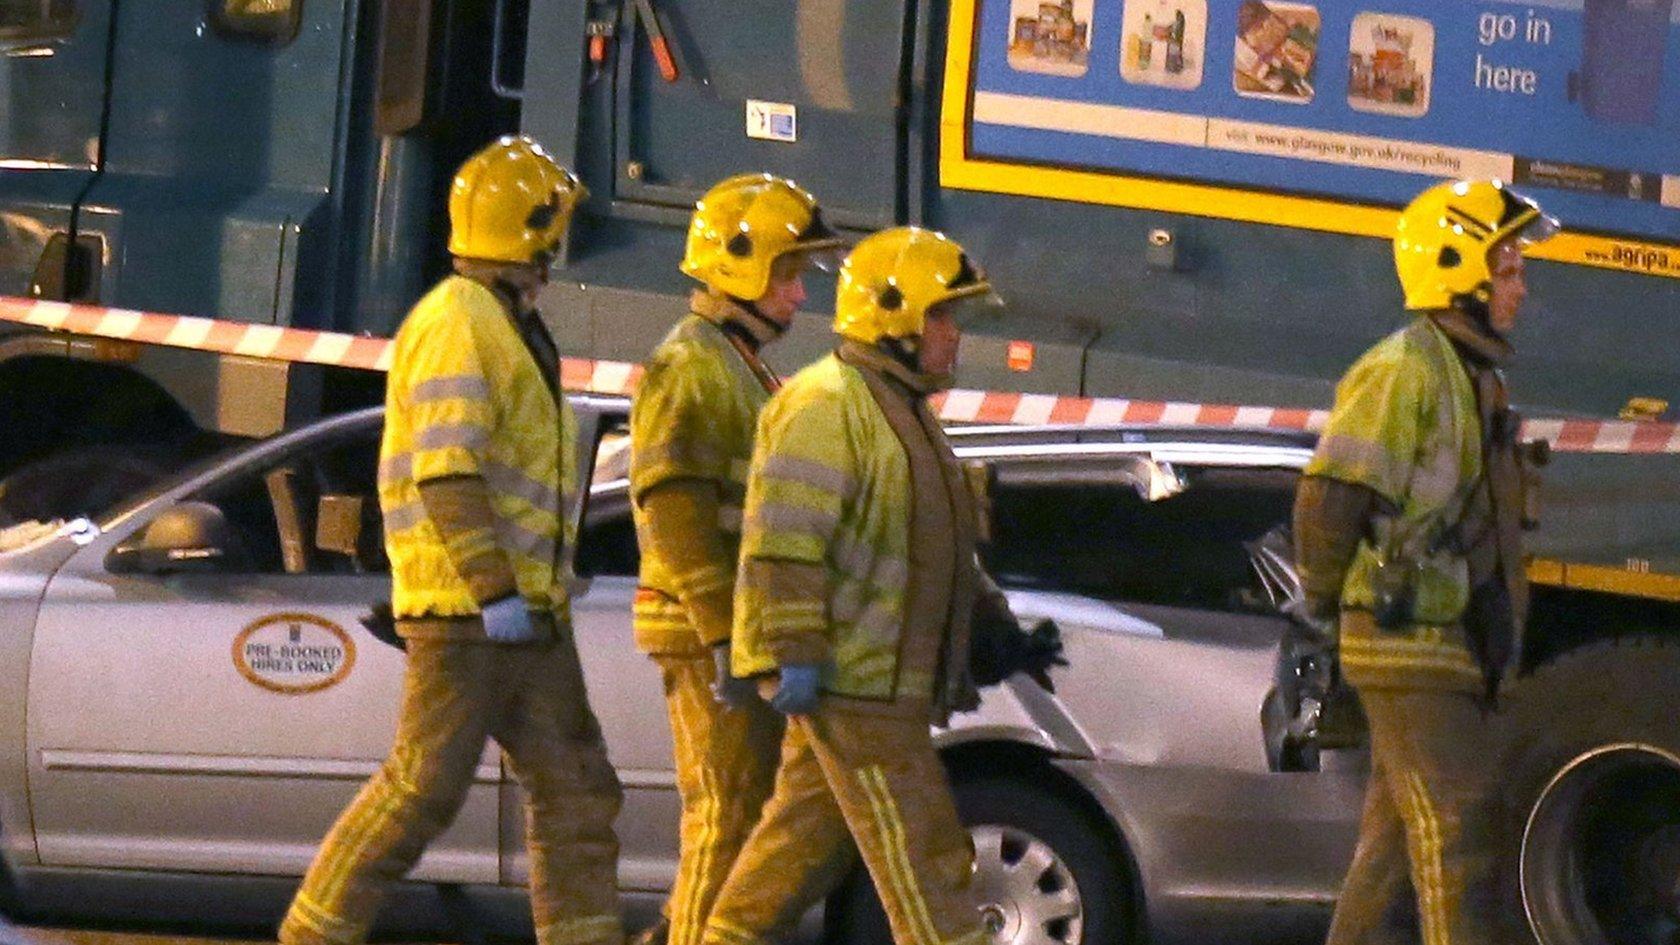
[490,0,523,100]
[633,0,679,82]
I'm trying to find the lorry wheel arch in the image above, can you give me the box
[1500,636,1680,945]
[0,444,182,526]
[0,355,202,524]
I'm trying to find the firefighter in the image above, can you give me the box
[279,136,623,945]
[697,227,1063,945]
[627,173,844,945]
[1295,179,1558,945]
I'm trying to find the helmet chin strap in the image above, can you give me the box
[875,336,955,392]
[880,335,920,370]
[492,274,544,318]
[1451,290,1504,341]
[731,297,789,342]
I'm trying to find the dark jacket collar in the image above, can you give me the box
[692,290,781,351]
[1425,307,1513,368]
[836,339,948,396]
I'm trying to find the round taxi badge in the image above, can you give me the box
[233,613,357,695]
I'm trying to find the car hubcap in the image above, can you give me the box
[1522,743,1680,944]
[971,824,1083,945]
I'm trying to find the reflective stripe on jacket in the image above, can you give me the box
[629,294,775,654]
[1306,318,1482,689]
[379,275,577,620]
[733,353,927,703]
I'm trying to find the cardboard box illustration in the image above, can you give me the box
[1233,0,1320,102]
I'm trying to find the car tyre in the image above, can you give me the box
[825,772,1140,945]
[1501,637,1680,945]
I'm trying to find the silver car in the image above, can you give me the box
[0,397,1363,945]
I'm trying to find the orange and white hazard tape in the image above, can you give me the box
[0,295,643,396]
[932,388,1680,455]
[933,388,1331,431]
[4,295,1677,454]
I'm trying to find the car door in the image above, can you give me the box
[979,449,1365,901]
[25,413,500,879]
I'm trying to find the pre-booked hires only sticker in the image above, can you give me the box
[233,613,356,695]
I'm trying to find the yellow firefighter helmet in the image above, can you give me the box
[448,135,587,266]
[1393,179,1558,311]
[833,227,995,344]
[680,173,843,300]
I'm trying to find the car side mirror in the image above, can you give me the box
[106,502,234,575]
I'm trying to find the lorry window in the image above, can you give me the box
[373,0,432,135]
[208,0,300,44]
[0,0,77,43]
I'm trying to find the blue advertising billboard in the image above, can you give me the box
[941,0,1680,278]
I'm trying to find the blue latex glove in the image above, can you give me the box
[481,594,538,643]
[769,664,822,716]
[710,644,759,709]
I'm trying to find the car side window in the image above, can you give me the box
[983,462,1298,613]
[185,424,387,575]
[296,431,388,574]
[576,428,639,578]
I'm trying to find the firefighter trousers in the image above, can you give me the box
[655,655,786,945]
[280,636,624,945]
[1325,686,1507,945]
[701,709,981,945]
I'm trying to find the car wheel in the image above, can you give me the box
[1502,637,1680,945]
[825,773,1139,945]
[0,445,178,527]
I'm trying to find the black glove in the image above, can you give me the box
[1018,619,1067,693]
[971,612,1068,693]
[1283,597,1338,649]
[360,600,406,652]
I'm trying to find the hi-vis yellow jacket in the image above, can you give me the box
[1304,317,1483,691]
[629,293,775,654]
[732,353,929,702]
[378,276,577,620]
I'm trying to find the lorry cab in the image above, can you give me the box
[0,0,517,330]
[0,0,516,515]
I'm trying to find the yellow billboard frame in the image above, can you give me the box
[938,0,1680,281]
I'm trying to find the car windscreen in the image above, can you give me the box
[983,464,1299,614]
